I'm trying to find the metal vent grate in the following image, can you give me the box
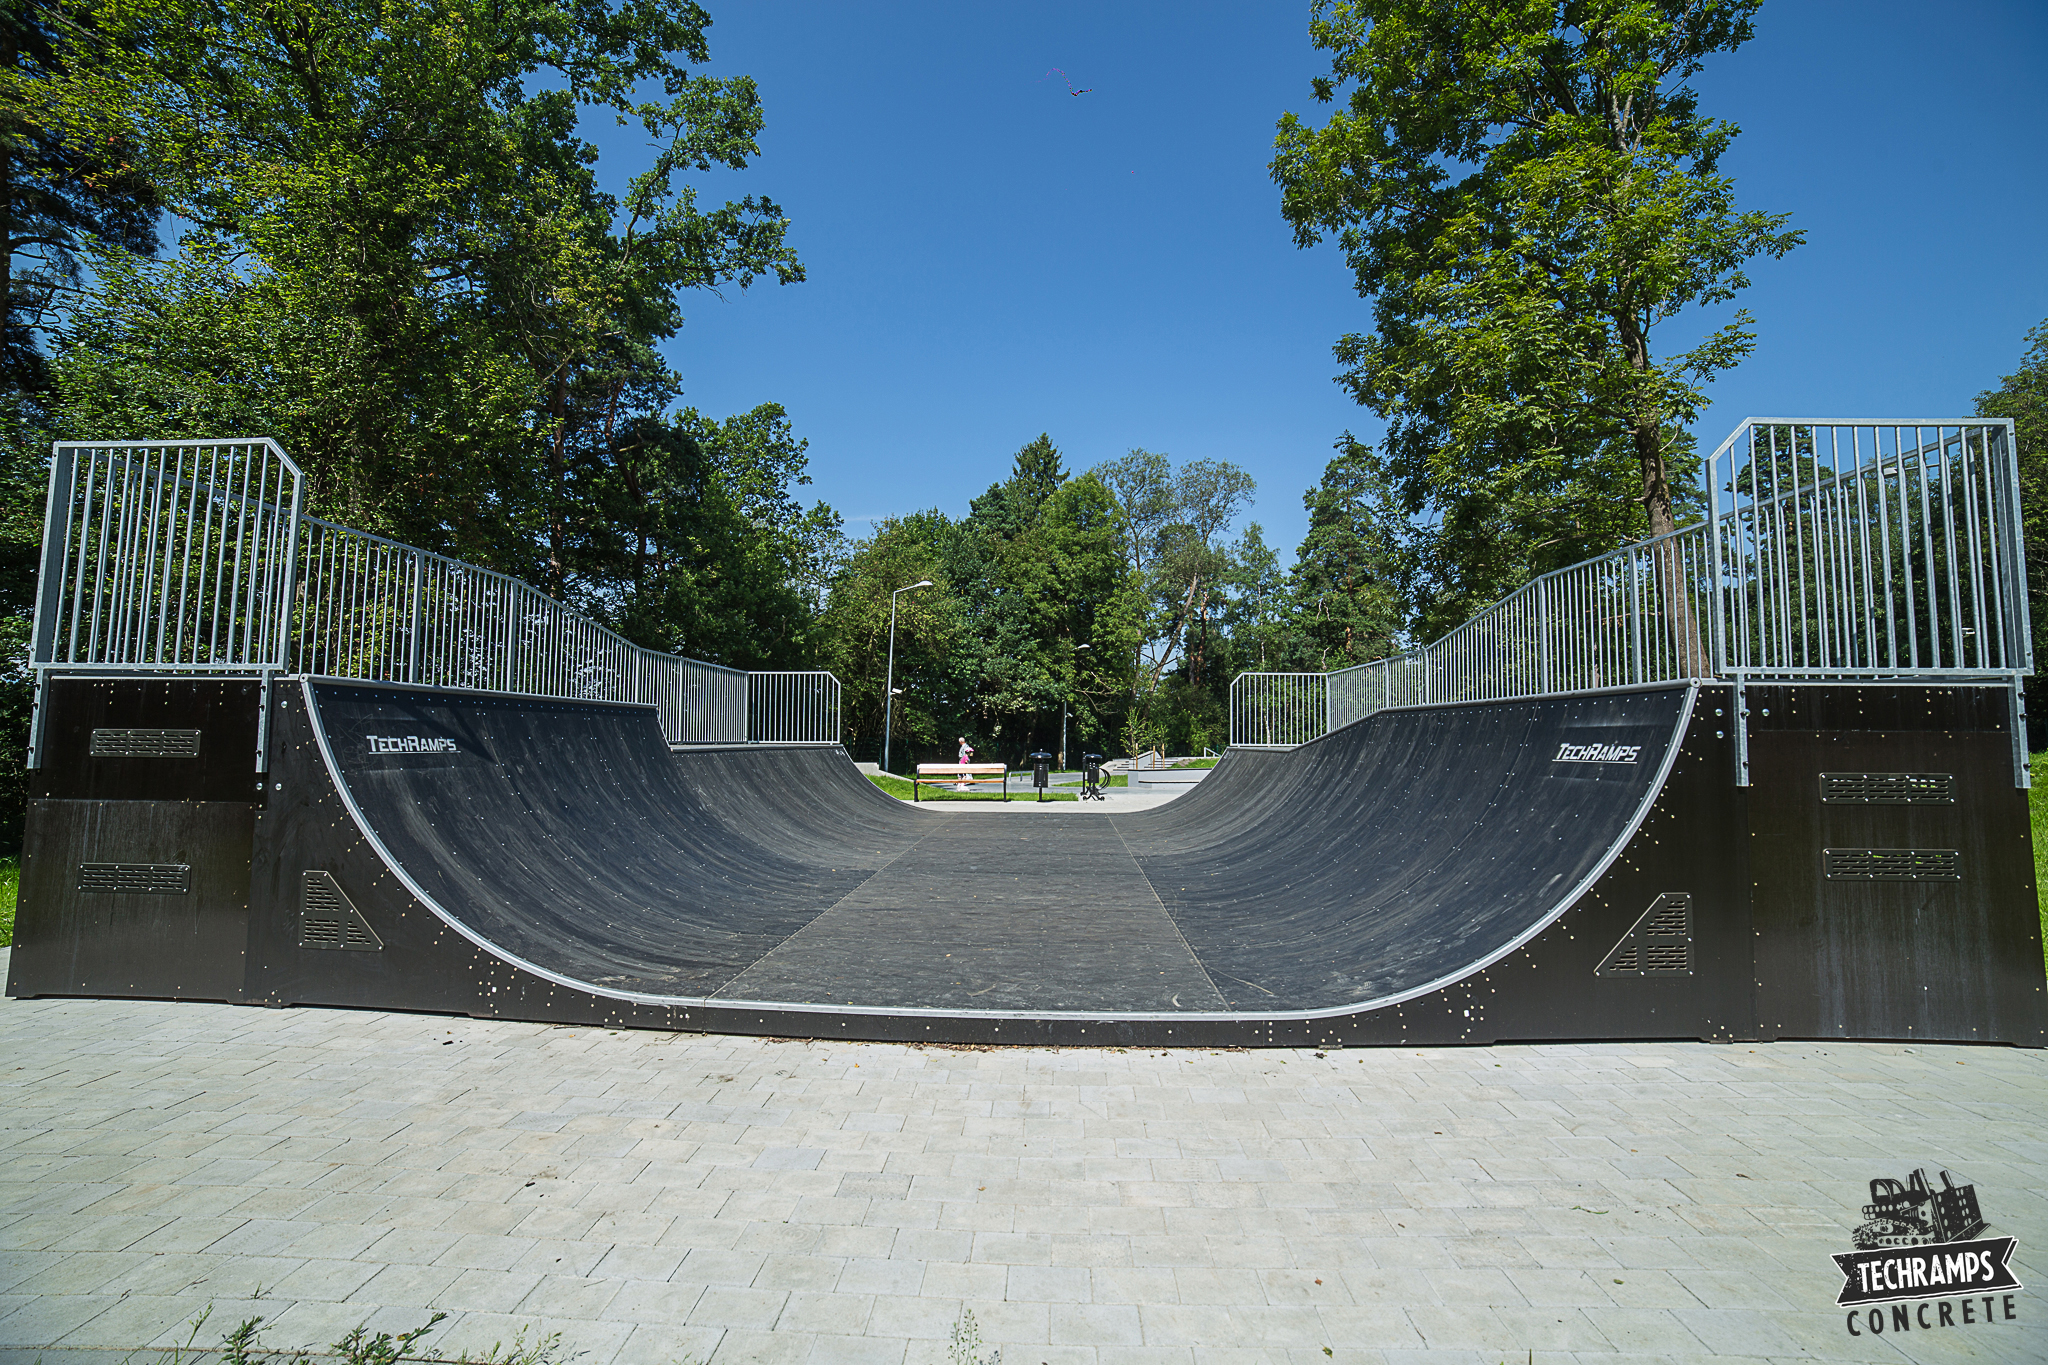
[78,862,191,895]
[1824,848,1961,880]
[1596,892,1692,978]
[299,871,383,951]
[1645,943,1688,971]
[90,728,203,759]
[1821,772,1955,804]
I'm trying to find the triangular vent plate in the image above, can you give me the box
[300,871,383,952]
[1596,892,1691,978]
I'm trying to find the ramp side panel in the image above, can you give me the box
[10,799,253,1003]
[8,678,261,1003]
[1746,685,2048,1044]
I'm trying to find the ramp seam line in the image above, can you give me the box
[706,813,958,1002]
[1108,817,1234,1013]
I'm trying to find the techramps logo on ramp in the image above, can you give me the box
[1550,741,1643,764]
[366,733,461,755]
[1834,1167,2022,1340]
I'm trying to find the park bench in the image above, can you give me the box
[912,762,1009,801]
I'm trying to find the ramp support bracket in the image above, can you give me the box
[2012,675,2031,790]
[255,669,275,775]
[1731,676,1749,787]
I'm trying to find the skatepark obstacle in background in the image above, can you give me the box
[8,421,2045,1048]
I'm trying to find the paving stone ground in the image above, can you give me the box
[2,945,2043,1365]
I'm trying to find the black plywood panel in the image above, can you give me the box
[716,816,1229,1012]
[1749,723,2043,1043]
[32,677,264,802]
[7,798,252,1001]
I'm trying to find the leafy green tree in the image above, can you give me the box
[1289,437,1404,669]
[1272,0,1798,623]
[1978,319,2048,725]
[34,0,800,569]
[819,510,963,765]
[1094,449,1256,753]
[0,3,166,853]
[945,437,1140,763]
[563,402,841,667]
[0,2,162,397]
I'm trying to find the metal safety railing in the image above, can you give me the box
[1231,418,2031,783]
[291,517,754,745]
[31,439,302,676]
[748,671,842,745]
[1227,672,1328,749]
[28,437,841,764]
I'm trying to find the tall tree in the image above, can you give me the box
[818,510,963,762]
[0,1,161,398]
[1289,437,1404,670]
[1094,449,1255,753]
[1272,0,1798,620]
[36,0,801,570]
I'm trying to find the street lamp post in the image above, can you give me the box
[1061,643,1091,772]
[882,579,933,774]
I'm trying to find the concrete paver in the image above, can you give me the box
[2,945,2045,1363]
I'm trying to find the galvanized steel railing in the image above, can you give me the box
[1232,418,2031,781]
[748,671,842,745]
[291,517,754,745]
[29,437,840,763]
[1705,420,2028,678]
[31,439,302,676]
[1227,672,1328,749]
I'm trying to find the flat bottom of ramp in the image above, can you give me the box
[714,813,1230,1012]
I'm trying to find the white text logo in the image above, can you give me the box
[1553,741,1641,764]
[367,734,459,755]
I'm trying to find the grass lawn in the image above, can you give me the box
[867,773,1078,802]
[0,856,16,948]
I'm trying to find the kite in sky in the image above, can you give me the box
[1043,68,1093,96]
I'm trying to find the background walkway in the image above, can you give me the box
[1,946,2042,1364]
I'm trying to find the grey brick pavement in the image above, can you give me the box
[2,946,2044,1364]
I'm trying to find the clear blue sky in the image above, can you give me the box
[611,0,2048,558]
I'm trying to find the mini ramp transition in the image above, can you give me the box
[10,674,2043,1048]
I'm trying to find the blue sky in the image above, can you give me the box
[612,0,2048,557]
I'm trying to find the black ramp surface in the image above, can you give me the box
[307,679,1687,1018]
[313,683,922,997]
[716,815,1229,1012]
[1112,688,1688,1010]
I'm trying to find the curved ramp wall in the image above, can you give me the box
[9,675,2043,1047]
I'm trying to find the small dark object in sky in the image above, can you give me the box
[1044,68,1092,96]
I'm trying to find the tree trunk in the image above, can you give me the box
[1619,315,1709,677]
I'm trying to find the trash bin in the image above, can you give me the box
[1082,753,1104,801]
[1028,751,1053,802]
